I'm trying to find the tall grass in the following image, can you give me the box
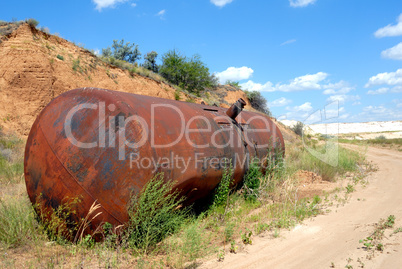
[0,132,23,184]
[0,197,39,249]
[286,140,364,181]
[339,137,402,147]
[126,173,188,254]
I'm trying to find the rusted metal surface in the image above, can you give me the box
[24,88,285,236]
[226,98,246,120]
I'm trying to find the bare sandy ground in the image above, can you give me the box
[200,146,402,268]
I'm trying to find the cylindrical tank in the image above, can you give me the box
[24,88,284,236]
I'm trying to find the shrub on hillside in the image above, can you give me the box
[26,18,39,28]
[226,80,241,89]
[292,121,304,136]
[159,49,218,94]
[102,39,141,64]
[143,51,159,73]
[244,90,271,116]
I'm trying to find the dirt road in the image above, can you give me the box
[200,146,402,268]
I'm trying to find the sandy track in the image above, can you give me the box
[200,146,402,269]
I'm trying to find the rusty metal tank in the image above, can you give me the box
[24,87,284,235]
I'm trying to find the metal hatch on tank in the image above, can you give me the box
[24,87,285,237]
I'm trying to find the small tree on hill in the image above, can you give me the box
[102,39,141,64]
[143,51,159,73]
[292,121,304,136]
[244,90,271,116]
[26,18,39,28]
[159,49,217,94]
[226,80,241,89]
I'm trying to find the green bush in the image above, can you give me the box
[213,164,234,207]
[126,173,187,253]
[25,18,39,28]
[292,121,304,136]
[174,89,181,100]
[226,80,241,89]
[143,51,158,73]
[243,159,263,201]
[102,39,141,64]
[159,49,218,94]
[244,90,271,116]
[34,196,81,242]
[56,54,64,61]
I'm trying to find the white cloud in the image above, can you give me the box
[240,72,328,92]
[268,97,292,107]
[391,86,402,93]
[287,102,313,112]
[215,66,254,84]
[289,0,317,8]
[131,3,137,7]
[323,89,336,95]
[374,13,402,38]
[281,102,314,122]
[367,87,389,95]
[157,9,166,17]
[210,0,233,7]
[365,68,402,87]
[326,95,360,104]
[281,39,296,46]
[355,105,402,122]
[393,99,402,108]
[92,0,127,11]
[381,42,402,60]
[322,80,354,95]
[296,102,313,111]
[352,101,361,106]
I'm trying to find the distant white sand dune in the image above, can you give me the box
[280,120,402,135]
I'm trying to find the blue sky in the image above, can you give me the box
[1,0,401,123]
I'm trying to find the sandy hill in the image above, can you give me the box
[0,23,254,137]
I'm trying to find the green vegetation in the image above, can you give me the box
[102,39,141,64]
[174,89,181,100]
[0,138,368,267]
[212,164,234,207]
[56,54,64,61]
[142,51,159,73]
[292,121,304,136]
[0,197,39,248]
[159,49,218,94]
[0,132,23,184]
[339,137,402,151]
[226,80,241,89]
[244,90,271,116]
[25,18,39,28]
[288,140,364,181]
[359,215,395,258]
[36,196,83,243]
[243,159,263,201]
[0,20,24,37]
[126,173,188,253]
